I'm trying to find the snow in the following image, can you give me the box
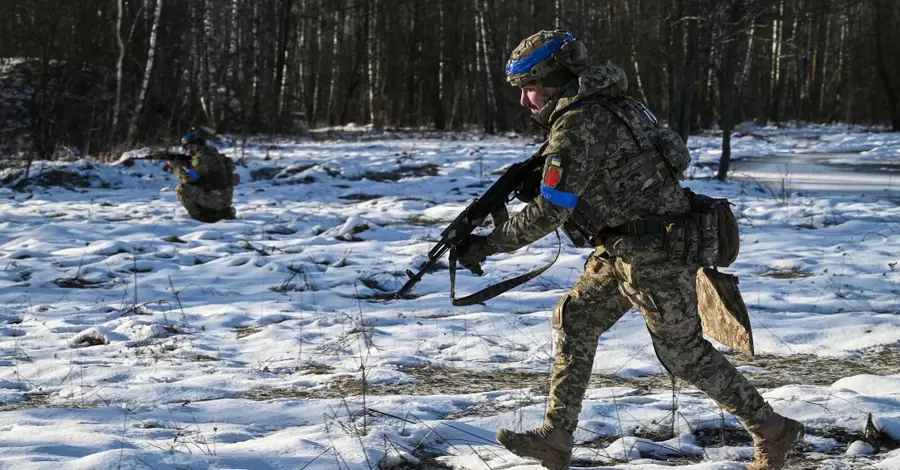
[0,124,899,468]
[846,440,876,456]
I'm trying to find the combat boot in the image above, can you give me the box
[497,423,573,470]
[747,413,804,470]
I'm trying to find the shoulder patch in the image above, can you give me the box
[550,156,561,167]
[544,167,562,187]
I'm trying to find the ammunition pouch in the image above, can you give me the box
[599,189,740,267]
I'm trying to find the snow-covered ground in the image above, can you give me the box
[0,125,899,469]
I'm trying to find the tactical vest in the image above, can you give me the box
[559,95,692,247]
[557,97,739,268]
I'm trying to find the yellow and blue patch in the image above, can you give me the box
[550,156,561,167]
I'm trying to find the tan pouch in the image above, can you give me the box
[697,267,754,355]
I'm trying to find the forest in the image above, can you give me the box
[1,0,899,162]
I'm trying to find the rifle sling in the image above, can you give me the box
[448,230,562,306]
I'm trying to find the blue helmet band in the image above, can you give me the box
[505,32,574,77]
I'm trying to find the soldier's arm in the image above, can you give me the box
[170,161,194,183]
[488,110,608,252]
[174,150,208,183]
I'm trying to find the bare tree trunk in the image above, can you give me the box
[126,0,164,144]
[769,0,784,123]
[433,0,446,130]
[251,2,261,127]
[273,0,292,129]
[326,6,343,125]
[833,9,848,121]
[717,0,745,181]
[817,9,832,120]
[292,1,306,122]
[679,0,699,139]
[311,0,323,127]
[738,23,755,95]
[111,0,126,141]
[474,0,497,133]
[228,0,240,89]
[404,0,420,127]
[366,0,382,127]
[668,0,686,133]
[873,0,900,130]
[554,0,562,28]
[623,0,649,105]
[201,0,216,125]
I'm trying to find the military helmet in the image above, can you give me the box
[505,30,587,87]
[181,129,206,148]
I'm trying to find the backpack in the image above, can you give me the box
[597,96,692,180]
[683,189,740,267]
[224,155,240,186]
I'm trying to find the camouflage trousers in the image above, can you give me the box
[545,247,773,434]
[176,183,234,223]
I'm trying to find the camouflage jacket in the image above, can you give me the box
[488,64,691,252]
[172,145,233,191]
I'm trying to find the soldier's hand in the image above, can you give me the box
[515,165,543,203]
[455,234,497,276]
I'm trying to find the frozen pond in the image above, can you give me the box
[728,152,900,201]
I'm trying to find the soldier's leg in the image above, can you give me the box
[618,260,773,430]
[498,250,632,470]
[175,184,209,221]
[176,185,228,223]
[545,250,633,433]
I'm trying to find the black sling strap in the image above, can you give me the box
[447,230,562,306]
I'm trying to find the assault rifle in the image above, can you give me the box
[393,143,554,305]
[114,148,191,166]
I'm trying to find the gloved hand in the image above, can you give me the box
[455,234,497,276]
[514,165,543,203]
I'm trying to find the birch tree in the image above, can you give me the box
[126,0,164,144]
[111,0,126,140]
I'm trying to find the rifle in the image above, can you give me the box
[114,147,190,166]
[393,143,557,305]
[114,148,200,179]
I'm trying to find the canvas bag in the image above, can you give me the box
[697,267,754,355]
[680,189,740,267]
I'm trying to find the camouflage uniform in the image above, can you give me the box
[487,64,775,435]
[172,145,235,223]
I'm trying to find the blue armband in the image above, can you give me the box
[540,184,578,208]
[186,169,200,179]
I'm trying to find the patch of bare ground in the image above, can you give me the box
[724,344,900,389]
[0,390,51,412]
[240,346,900,402]
[238,367,675,405]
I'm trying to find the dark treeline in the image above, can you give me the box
[1,0,899,163]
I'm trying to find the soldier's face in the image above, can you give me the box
[519,85,558,114]
[186,143,198,156]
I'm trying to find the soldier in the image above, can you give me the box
[171,130,237,223]
[456,31,804,470]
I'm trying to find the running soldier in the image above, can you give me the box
[456,30,804,470]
